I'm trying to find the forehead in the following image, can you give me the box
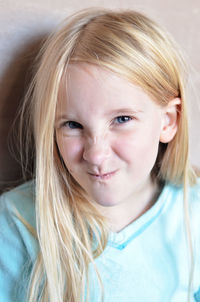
[57,63,159,114]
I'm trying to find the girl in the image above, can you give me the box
[0,8,200,302]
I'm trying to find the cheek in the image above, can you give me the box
[56,136,83,167]
[114,128,160,165]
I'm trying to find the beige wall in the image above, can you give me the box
[0,0,200,192]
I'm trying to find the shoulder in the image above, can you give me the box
[161,179,200,296]
[160,179,200,232]
[0,180,37,258]
[188,178,200,204]
[0,181,38,301]
[187,179,200,236]
[0,180,36,230]
[163,178,200,206]
[0,180,35,208]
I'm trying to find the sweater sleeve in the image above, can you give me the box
[0,182,38,302]
[190,179,200,302]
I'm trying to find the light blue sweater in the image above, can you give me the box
[0,180,200,301]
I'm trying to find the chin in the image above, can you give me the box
[92,195,122,208]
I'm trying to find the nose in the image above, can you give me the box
[83,136,111,166]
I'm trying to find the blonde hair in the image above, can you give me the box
[22,8,196,302]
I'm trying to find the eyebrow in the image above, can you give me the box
[55,108,143,122]
[105,108,144,116]
[55,113,75,122]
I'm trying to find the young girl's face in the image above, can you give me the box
[55,63,169,210]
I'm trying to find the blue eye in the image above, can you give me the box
[65,121,83,129]
[115,116,132,124]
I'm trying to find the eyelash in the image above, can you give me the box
[62,115,133,129]
[63,121,83,129]
[113,116,132,124]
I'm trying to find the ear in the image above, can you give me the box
[159,98,181,143]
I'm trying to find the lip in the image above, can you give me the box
[88,170,117,180]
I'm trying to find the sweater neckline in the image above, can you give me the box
[107,182,172,250]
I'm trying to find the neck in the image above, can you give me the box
[99,179,162,233]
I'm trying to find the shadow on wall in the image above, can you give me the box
[0,34,48,194]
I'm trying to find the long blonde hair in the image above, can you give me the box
[22,8,196,302]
